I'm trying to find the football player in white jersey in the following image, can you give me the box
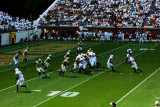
[13,51,21,68]
[128,57,143,73]
[14,68,28,92]
[103,55,117,72]
[77,41,83,54]
[125,49,132,62]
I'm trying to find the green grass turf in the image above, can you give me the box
[0,40,159,107]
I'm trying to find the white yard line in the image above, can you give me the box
[116,67,160,104]
[33,50,148,107]
[0,44,128,92]
[0,43,100,73]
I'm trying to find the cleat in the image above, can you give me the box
[39,76,42,78]
[26,85,28,89]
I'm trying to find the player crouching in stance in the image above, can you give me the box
[44,57,51,71]
[13,51,21,68]
[125,49,132,63]
[23,47,29,63]
[103,55,117,72]
[14,68,28,92]
[59,60,69,77]
[128,57,143,74]
[34,59,49,78]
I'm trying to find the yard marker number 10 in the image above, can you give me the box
[47,91,80,97]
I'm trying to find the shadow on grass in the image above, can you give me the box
[18,91,32,93]
[42,76,51,79]
[65,76,80,78]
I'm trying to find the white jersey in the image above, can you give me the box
[127,49,132,57]
[129,58,136,65]
[107,57,113,64]
[15,71,24,79]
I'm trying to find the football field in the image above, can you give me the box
[0,40,160,107]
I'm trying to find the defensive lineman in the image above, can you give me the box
[15,68,28,92]
[13,51,21,68]
[34,59,49,78]
[128,57,143,74]
[59,60,69,77]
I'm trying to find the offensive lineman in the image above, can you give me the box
[125,49,132,62]
[15,68,28,92]
[23,47,29,63]
[128,57,143,74]
[34,59,49,78]
[13,51,21,68]
[77,41,83,54]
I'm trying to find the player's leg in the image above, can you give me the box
[90,61,94,72]
[137,68,143,73]
[132,64,137,72]
[61,71,65,77]
[61,67,66,77]
[125,54,129,63]
[14,58,17,68]
[41,68,48,77]
[96,62,100,71]
[44,63,48,71]
[59,71,62,75]
[111,64,115,72]
[20,79,28,89]
[16,80,20,92]
[37,68,41,78]
[103,62,110,69]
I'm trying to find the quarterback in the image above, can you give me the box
[103,55,117,72]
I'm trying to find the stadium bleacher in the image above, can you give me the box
[0,11,37,33]
[38,0,158,28]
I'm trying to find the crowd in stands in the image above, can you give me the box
[39,0,157,28]
[144,0,160,28]
[0,11,37,33]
